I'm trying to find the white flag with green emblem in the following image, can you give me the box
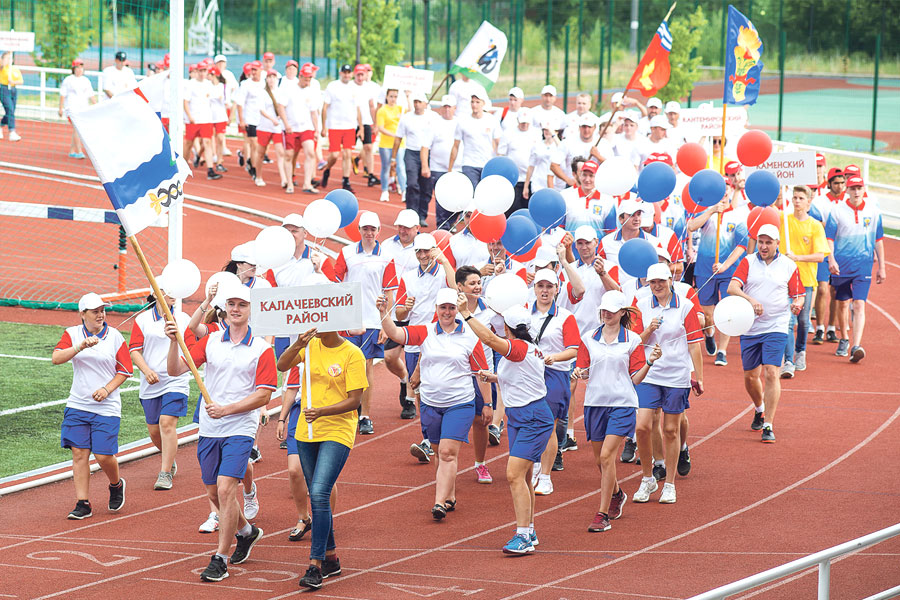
[449,21,508,91]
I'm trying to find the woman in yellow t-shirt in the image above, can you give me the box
[375,88,407,202]
[0,51,24,141]
[276,327,367,591]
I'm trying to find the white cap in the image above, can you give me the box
[471,87,489,102]
[656,246,672,262]
[282,213,304,228]
[531,245,558,267]
[574,225,598,241]
[645,263,672,281]
[214,54,227,63]
[617,199,644,216]
[503,305,531,329]
[578,112,598,127]
[649,114,670,129]
[440,94,454,106]
[410,91,428,103]
[598,290,628,313]
[665,101,681,113]
[508,86,524,99]
[231,241,257,264]
[517,108,531,124]
[220,281,252,303]
[435,288,459,307]
[640,209,654,228]
[622,110,640,123]
[647,97,663,109]
[394,208,419,228]
[78,292,110,312]
[539,120,554,131]
[757,224,780,240]
[610,92,624,105]
[412,232,437,250]
[358,211,380,228]
[541,84,557,96]
[533,268,559,286]
[598,111,613,124]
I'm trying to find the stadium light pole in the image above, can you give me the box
[169,0,185,283]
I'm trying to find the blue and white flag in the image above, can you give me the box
[69,85,190,236]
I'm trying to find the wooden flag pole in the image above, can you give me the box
[128,235,213,406]
[714,101,727,266]
[429,73,450,101]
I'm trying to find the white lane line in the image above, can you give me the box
[142,578,273,593]
[0,562,100,575]
[0,387,140,416]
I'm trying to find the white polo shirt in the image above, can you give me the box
[496,339,547,408]
[209,80,228,123]
[731,252,804,336]
[395,110,432,152]
[265,246,317,288]
[577,325,645,408]
[530,104,567,132]
[184,78,213,124]
[448,229,490,270]
[598,228,660,286]
[454,113,502,168]
[60,74,94,114]
[397,262,450,352]
[236,78,266,126]
[187,326,277,438]
[323,79,359,130]
[101,65,137,98]
[55,323,133,418]
[282,83,315,132]
[404,320,488,408]
[333,241,398,329]
[354,81,377,127]
[129,305,191,398]
[382,235,418,277]
[498,127,539,182]
[563,187,617,238]
[634,292,702,388]
[423,115,458,173]
[552,135,599,184]
[562,254,618,333]
[528,302,580,372]
[257,87,287,133]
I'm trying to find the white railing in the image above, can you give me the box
[687,522,900,600]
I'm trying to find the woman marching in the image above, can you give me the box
[379,288,491,520]
[52,293,132,519]
[458,298,554,555]
[573,290,661,533]
[632,263,704,504]
[274,364,312,542]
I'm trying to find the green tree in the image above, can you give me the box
[657,5,707,103]
[34,0,92,76]
[330,0,403,81]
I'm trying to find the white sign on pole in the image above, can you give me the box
[745,151,818,186]
[0,31,35,52]
[382,65,435,94]
[250,282,362,336]
[678,106,748,133]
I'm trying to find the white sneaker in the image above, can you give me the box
[633,477,658,503]
[199,511,219,533]
[534,476,553,496]
[8,131,21,142]
[255,177,266,187]
[531,463,541,487]
[379,191,389,202]
[659,482,677,504]
[243,483,259,520]
[400,191,406,204]
[794,350,807,371]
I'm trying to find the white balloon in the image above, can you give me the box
[713,295,756,337]
[303,199,342,239]
[435,172,475,213]
[205,271,241,308]
[484,273,528,314]
[255,226,296,270]
[595,156,638,196]
[160,259,201,299]
[474,175,515,216]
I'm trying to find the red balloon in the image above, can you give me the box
[676,143,708,176]
[737,129,773,167]
[512,237,541,261]
[468,210,506,243]
[680,182,702,215]
[431,228,452,254]
[342,213,361,242]
[746,206,780,239]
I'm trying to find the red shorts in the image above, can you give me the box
[328,128,356,151]
[161,117,170,132]
[256,130,283,148]
[285,130,315,151]
[213,121,226,134]
[185,123,213,140]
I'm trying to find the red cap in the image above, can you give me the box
[299,64,316,77]
[250,60,262,70]
[844,164,861,176]
[286,59,299,68]
[846,175,864,188]
[208,66,220,77]
[826,167,844,182]
[724,161,743,175]
[816,153,826,166]
[263,52,275,60]
[644,152,673,167]
[163,53,170,67]
[266,69,279,77]
[242,62,253,75]
[72,58,84,67]
[188,63,197,71]
[195,63,208,70]
[353,64,366,74]
[301,62,319,73]
[581,161,599,174]
[363,63,373,71]
[154,60,165,70]
[201,57,214,66]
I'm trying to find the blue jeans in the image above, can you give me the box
[0,85,16,130]
[379,146,406,192]
[462,165,483,189]
[785,286,814,361]
[431,171,459,230]
[297,440,351,561]
[404,150,430,223]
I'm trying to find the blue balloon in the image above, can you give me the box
[688,169,728,208]
[324,189,359,228]
[528,188,566,228]
[618,238,659,279]
[744,169,780,207]
[482,156,520,187]
[510,208,533,221]
[637,161,677,203]
[501,215,539,256]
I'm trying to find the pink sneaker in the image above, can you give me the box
[475,464,492,484]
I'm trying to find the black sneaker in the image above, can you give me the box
[714,351,728,366]
[215,163,227,173]
[279,440,288,450]
[560,435,578,452]
[400,400,416,419]
[108,478,126,512]
[248,166,257,179]
[410,442,431,463]
[342,178,354,192]
[825,330,838,343]
[652,463,667,481]
[677,448,692,476]
[249,447,262,463]
[552,451,564,471]
[263,154,273,164]
[398,382,407,405]
[812,330,825,345]
[620,438,637,463]
[367,174,379,187]
[850,345,865,363]
[299,564,323,590]
[230,524,263,564]
[488,424,501,446]
[193,154,200,168]
[67,500,92,520]
[704,335,717,356]
[358,417,374,435]
[207,168,222,180]
[761,426,776,443]
[238,150,245,167]
[321,168,330,188]
[321,555,342,579]
[751,411,765,431]
[201,554,229,582]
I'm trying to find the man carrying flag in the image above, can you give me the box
[447,21,509,93]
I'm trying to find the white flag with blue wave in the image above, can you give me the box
[69,76,190,236]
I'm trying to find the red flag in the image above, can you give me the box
[626,21,673,98]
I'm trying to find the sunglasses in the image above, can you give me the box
[712,139,722,145]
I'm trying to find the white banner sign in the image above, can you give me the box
[382,65,435,94]
[745,151,818,186]
[678,106,748,132]
[0,31,35,52]
[250,282,363,335]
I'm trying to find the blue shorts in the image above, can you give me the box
[61,407,120,455]
[830,274,871,302]
[273,336,292,358]
[420,401,475,446]
[505,401,555,462]
[696,274,731,306]
[584,406,636,442]
[286,402,302,455]
[490,351,502,409]
[140,392,188,425]
[542,368,571,421]
[816,260,830,283]
[405,351,420,379]
[197,435,255,485]
[344,328,384,359]
[740,332,789,370]
[636,383,689,414]
[473,376,486,414]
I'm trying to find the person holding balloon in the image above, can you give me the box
[447,208,491,271]
[726,224,805,443]
[597,200,660,288]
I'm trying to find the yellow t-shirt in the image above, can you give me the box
[0,65,24,86]
[294,337,368,449]
[376,103,404,149]
[779,213,829,287]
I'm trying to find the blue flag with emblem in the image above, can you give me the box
[723,5,764,105]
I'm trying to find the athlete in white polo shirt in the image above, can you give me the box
[597,200,660,287]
